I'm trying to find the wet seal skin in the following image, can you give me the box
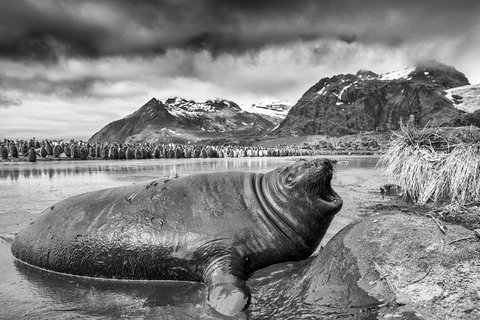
[11,158,342,316]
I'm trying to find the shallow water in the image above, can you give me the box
[0,156,386,319]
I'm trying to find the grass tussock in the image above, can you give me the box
[380,124,480,205]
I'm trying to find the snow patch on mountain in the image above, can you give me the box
[242,101,291,119]
[163,97,215,117]
[445,84,480,113]
[379,67,415,81]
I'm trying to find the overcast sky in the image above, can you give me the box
[1,0,480,139]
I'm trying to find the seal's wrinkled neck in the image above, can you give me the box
[258,159,343,254]
[252,172,310,253]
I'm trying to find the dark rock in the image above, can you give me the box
[380,184,403,198]
[249,214,480,320]
[448,109,480,128]
[410,60,470,90]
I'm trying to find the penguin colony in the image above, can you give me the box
[0,138,380,162]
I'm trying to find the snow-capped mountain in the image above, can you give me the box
[89,97,277,144]
[273,60,471,136]
[378,60,470,90]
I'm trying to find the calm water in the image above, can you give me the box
[0,156,385,320]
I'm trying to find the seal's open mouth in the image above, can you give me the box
[306,159,341,204]
[318,172,339,203]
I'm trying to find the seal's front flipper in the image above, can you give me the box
[209,279,250,316]
[204,253,250,316]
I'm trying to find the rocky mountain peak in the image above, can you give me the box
[356,69,378,79]
[89,96,276,144]
[273,61,469,137]
[162,97,241,115]
[378,60,470,89]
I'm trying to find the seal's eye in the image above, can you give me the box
[285,174,296,185]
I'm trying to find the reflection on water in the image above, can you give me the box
[0,156,379,181]
[0,158,284,181]
[0,156,383,320]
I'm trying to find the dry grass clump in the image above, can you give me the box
[380,124,480,205]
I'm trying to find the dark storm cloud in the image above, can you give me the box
[1,0,479,61]
[0,73,103,98]
[0,93,21,107]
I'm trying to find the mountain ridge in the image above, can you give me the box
[272,60,471,137]
[89,60,478,144]
[89,97,278,144]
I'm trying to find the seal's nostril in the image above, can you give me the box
[321,159,333,169]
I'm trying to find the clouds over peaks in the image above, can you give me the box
[1,0,479,61]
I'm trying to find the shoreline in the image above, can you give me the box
[0,150,381,163]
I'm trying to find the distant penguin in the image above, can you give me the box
[205,147,213,158]
[158,146,165,158]
[163,147,170,158]
[134,148,143,159]
[118,148,125,160]
[101,146,109,159]
[109,146,119,159]
[79,147,88,160]
[71,146,79,159]
[175,146,183,158]
[27,147,37,162]
[40,146,47,158]
[9,143,18,158]
[125,147,133,160]
[88,146,95,158]
[0,145,8,160]
[141,148,149,159]
[53,145,62,158]
[95,145,101,158]
[21,142,29,156]
[153,146,161,159]
[46,142,53,156]
[65,145,72,157]
[146,148,152,159]
[168,148,175,158]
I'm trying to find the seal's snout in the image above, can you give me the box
[311,158,335,181]
[314,158,335,171]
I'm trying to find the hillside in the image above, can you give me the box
[89,97,277,144]
[273,61,471,136]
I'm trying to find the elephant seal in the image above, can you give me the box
[11,158,342,316]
